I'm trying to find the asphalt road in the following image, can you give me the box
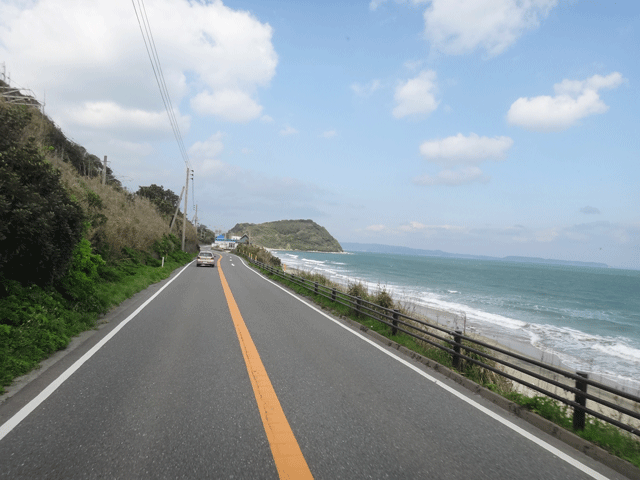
[0,251,630,479]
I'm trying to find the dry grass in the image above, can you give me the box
[5,99,199,258]
[49,155,198,257]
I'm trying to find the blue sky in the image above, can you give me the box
[1,0,638,268]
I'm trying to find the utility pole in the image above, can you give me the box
[102,155,107,185]
[194,204,198,241]
[181,167,190,251]
[169,186,185,233]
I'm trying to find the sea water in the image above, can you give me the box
[272,250,640,394]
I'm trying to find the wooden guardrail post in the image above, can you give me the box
[452,330,462,371]
[356,296,362,317]
[331,287,336,302]
[392,309,399,336]
[573,371,588,431]
[314,281,318,294]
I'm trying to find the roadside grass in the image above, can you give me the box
[237,247,640,469]
[94,250,193,312]
[0,248,194,394]
[505,392,640,467]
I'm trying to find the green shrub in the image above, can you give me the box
[236,244,281,268]
[167,249,192,264]
[0,280,94,387]
[58,238,105,310]
[373,286,395,310]
[0,104,84,286]
[346,282,369,317]
[506,393,572,428]
[153,234,181,258]
[347,281,368,300]
[136,184,180,217]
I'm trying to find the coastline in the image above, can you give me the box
[283,263,640,430]
[267,248,347,254]
[275,250,640,392]
[404,302,640,430]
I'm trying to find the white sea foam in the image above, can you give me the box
[593,341,640,362]
[269,250,640,391]
[407,293,527,331]
[303,259,325,265]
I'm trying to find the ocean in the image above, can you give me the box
[271,250,640,394]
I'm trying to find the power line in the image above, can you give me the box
[131,0,191,172]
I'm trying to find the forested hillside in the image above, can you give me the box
[228,219,342,252]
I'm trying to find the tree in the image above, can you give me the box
[0,103,84,287]
[197,224,216,244]
[44,123,122,189]
[136,184,179,217]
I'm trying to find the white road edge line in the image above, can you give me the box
[241,258,611,480]
[0,261,194,442]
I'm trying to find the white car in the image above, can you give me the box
[196,251,216,267]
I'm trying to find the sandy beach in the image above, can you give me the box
[407,302,640,431]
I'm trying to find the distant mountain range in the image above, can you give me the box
[341,242,609,269]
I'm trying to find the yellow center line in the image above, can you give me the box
[217,257,314,480]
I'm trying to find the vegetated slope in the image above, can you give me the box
[228,219,343,252]
[0,90,198,259]
[0,91,197,392]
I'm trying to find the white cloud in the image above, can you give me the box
[187,133,228,177]
[419,133,513,166]
[555,73,625,96]
[415,133,512,186]
[351,79,382,97]
[535,228,560,243]
[199,158,233,176]
[399,222,467,233]
[366,224,387,232]
[188,133,225,161]
[566,221,633,245]
[280,126,298,136]
[191,89,263,123]
[403,59,424,71]
[0,0,277,129]
[423,0,558,56]
[185,136,246,180]
[393,70,439,118]
[413,166,487,186]
[507,73,625,131]
[321,130,337,139]
[60,101,190,137]
[580,206,601,215]
[106,139,154,159]
[370,0,429,11]
[371,0,557,55]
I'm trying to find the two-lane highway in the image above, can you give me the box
[0,252,629,479]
